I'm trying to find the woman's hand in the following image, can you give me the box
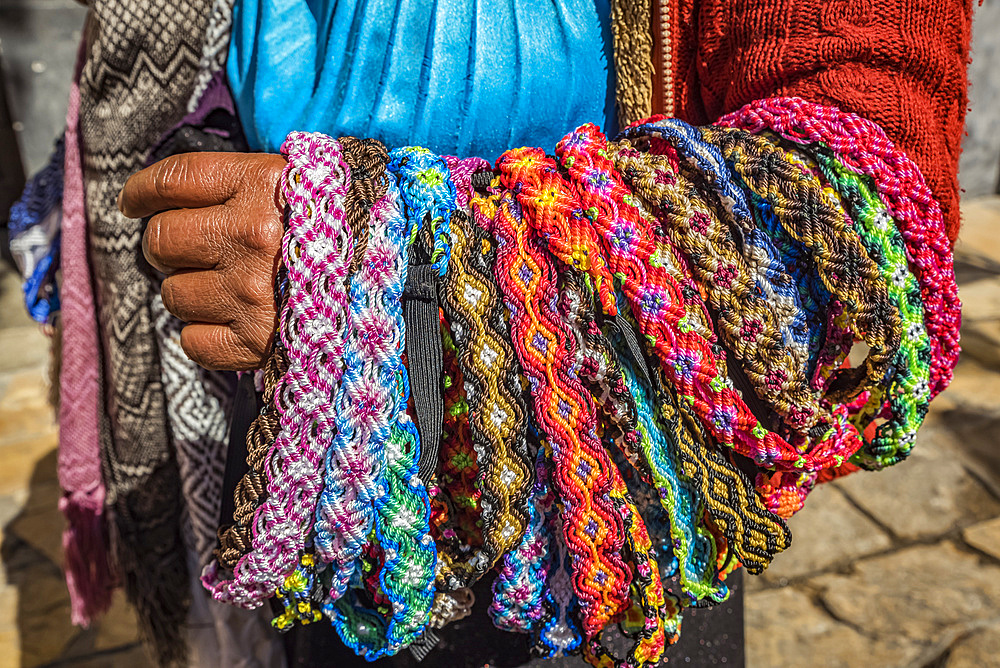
[118,152,287,371]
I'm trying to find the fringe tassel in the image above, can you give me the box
[59,494,115,626]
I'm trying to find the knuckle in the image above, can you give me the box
[160,276,183,317]
[261,215,286,249]
[152,155,191,201]
[241,211,285,254]
[232,265,275,310]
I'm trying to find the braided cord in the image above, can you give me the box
[618,146,719,348]
[311,139,390,600]
[612,325,725,604]
[480,180,634,639]
[341,136,383,272]
[600,134,825,433]
[435,156,533,588]
[621,119,811,367]
[718,97,960,397]
[810,149,931,468]
[207,132,353,607]
[758,137,870,392]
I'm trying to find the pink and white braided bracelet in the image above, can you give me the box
[204,131,354,607]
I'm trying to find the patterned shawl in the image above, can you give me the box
[77,2,212,663]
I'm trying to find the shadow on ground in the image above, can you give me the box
[1,451,142,667]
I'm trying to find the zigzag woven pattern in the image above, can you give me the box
[484,174,633,639]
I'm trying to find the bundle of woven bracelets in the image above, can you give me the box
[201,96,960,667]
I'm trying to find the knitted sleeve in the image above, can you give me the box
[691,0,974,243]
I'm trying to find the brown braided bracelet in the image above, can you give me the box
[699,126,902,404]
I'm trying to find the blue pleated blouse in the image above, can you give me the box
[228,0,616,159]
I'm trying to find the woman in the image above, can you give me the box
[44,0,974,665]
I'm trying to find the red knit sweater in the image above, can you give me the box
[664,0,973,243]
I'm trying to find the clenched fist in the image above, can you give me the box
[119,152,287,370]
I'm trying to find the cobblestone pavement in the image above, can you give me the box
[0,199,998,667]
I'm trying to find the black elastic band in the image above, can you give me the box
[219,372,259,529]
[471,170,495,190]
[403,263,445,484]
[609,313,653,387]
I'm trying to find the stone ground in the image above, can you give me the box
[1,198,999,667]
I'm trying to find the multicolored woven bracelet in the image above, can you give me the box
[808,147,931,468]
[598,132,824,434]
[340,146,453,656]
[325,165,427,655]
[621,118,812,368]
[207,131,354,607]
[699,126,902,408]
[749,193,833,376]
[434,156,533,589]
[718,96,960,398]
[483,176,634,639]
[496,153,677,664]
[611,323,727,604]
[556,264,675,667]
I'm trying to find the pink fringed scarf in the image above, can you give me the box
[58,43,114,626]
